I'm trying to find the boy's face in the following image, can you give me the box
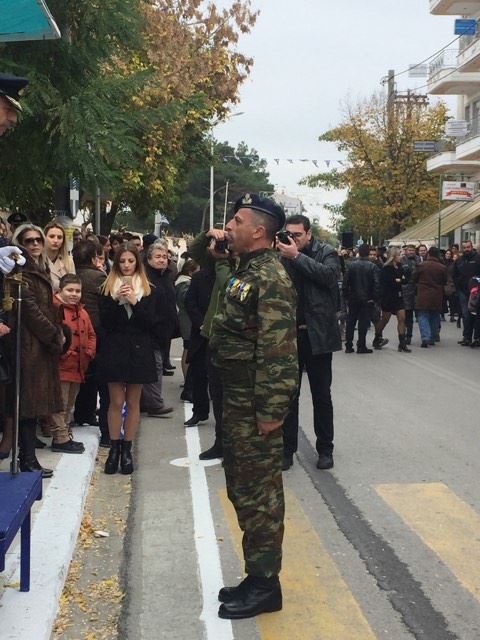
[59,282,82,305]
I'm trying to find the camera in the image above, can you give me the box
[276,230,294,244]
[214,239,228,253]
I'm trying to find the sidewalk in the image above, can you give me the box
[0,426,98,640]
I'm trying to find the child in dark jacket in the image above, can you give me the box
[51,274,96,453]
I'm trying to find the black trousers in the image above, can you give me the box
[283,330,334,457]
[207,346,223,443]
[74,360,98,425]
[190,342,210,417]
[345,300,371,348]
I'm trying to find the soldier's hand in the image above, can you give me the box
[257,419,283,435]
[206,228,226,241]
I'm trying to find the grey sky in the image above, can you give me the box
[214,0,457,227]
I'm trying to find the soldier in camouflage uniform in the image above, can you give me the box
[210,193,298,620]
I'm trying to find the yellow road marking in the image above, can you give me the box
[219,488,376,640]
[376,482,480,600]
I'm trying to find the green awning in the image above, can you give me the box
[0,0,61,42]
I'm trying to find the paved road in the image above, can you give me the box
[119,320,480,640]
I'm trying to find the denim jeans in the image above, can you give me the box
[417,310,440,344]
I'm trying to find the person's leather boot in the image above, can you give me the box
[184,414,208,427]
[218,576,282,619]
[218,575,255,603]
[199,441,223,460]
[316,453,334,469]
[398,334,411,353]
[281,454,293,471]
[19,420,53,478]
[373,335,388,349]
[345,342,354,353]
[120,440,134,475]
[356,346,372,354]
[104,439,121,475]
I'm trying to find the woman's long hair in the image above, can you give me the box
[101,243,151,297]
[44,222,75,273]
[12,223,48,271]
[384,246,400,267]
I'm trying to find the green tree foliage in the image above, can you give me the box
[0,0,258,231]
[301,93,449,242]
[170,140,274,233]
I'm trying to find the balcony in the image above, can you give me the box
[430,0,480,15]
[458,34,480,71]
[456,117,480,159]
[426,150,480,174]
[428,49,480,94]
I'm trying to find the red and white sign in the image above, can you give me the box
[442,181,476,201]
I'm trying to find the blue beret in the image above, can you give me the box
[233,193,285,230]
[0,73,29,112]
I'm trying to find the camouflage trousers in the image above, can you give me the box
[220,362,284,578]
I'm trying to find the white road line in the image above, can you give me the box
[183,404,234,639]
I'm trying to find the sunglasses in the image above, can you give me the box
[23,237,44,246]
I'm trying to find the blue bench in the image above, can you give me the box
[0,471,42,592]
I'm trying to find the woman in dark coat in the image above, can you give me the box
[96,243,157,475]
[11,223,65,477]
[376,247,411,353]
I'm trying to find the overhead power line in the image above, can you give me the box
[381,36,461,85]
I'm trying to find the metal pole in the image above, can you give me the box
[95,185,101,236]
[209,140,215,229]
[223,181,229,229]
[10,280,22,476]
[438,175,443,246]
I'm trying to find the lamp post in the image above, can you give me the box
[209,111,244,228]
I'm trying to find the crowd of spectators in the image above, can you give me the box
[1,207,480,481]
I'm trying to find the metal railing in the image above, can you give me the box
[459,34,478,53]
[429,49,459,78]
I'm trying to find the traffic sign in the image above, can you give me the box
[413,141,439,153]
[455,19,477,36]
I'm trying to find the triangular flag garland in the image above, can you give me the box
[219,155,346,168]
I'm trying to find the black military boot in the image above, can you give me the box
[218,576,282,619]
[104,439,121,474]
[120,440,134,474]
[345,342,354,353]
[218,575,255,603]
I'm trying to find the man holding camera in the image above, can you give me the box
[277,215,342,471]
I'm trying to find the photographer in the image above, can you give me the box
[277,215,342,471]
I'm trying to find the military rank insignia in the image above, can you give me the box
[226,276,252,302]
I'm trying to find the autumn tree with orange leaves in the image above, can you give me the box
[302,93,449,242]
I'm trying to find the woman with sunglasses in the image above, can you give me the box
[44,222,75,292]
[9,224,65,477]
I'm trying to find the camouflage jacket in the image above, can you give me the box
[210,248,298,423]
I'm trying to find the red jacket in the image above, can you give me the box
[54,296,96,383]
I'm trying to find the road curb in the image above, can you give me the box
[0,427,99,640]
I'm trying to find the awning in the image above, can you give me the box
[0,0,61,42]
[390,197,480,243]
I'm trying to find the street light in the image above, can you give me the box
[209,111,244,228]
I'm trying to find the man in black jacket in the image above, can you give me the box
[343,244,380,354]
[453,239,480,346]
[277,215,342,471]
